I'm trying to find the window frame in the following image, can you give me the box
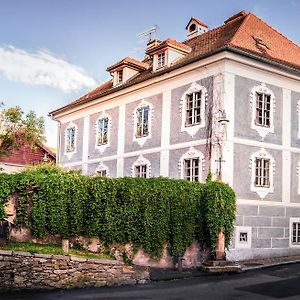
[95,112,111,153]
[133,100,153,147]
[95,161,109,177]
[250,83,275,139]
[179,147,204,182]
[180,82,207,137]
[64,122,78,159]
[235,226,252,249]
[135,105,149,138]
[289,218,300,248]
[250,148,274,199]
[254,157,270,188]
[117,70,123,84]
[131,155,151,178]
[157,51,166,69]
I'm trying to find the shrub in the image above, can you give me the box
[0,164,236,259]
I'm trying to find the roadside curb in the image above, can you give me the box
[241,259,300,271]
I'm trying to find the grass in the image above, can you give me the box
[0,241,114,260]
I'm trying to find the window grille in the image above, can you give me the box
[97,118,109,145]
[256,92,271,127]
[135,165,147,178]
[183,158,200,182]
[66,127,76,152]
[255,158,270,187]
[136,106,149,138]
[157,52,166,68]
[185,91,202,126]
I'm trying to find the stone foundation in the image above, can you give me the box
[0,250,149,291]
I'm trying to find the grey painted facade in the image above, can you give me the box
[124,94,163,153]
[57,66,300,261]
[88,107,119,159]
[59,117,84,164]
[170,77,213,145]
[234,76,283,145]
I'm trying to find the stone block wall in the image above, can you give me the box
[0,250,149,291]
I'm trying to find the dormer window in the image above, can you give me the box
[106,57,149,87]
[157,52,166,69]
[117,70,123,84]
[146,39,191,72]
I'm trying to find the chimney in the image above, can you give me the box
[186,17,208,39]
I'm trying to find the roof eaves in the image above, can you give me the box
[49,46,227,117]
[50,45,300,117]
[226,45,300,76]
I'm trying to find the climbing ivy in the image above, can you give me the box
[0,164,236,259]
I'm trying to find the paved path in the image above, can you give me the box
[2,263,300,299]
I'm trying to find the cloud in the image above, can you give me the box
[0,45,96,92]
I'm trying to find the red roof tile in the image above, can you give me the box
[106,56,149,72]
[146,38,192,54]
[1,143,56,166]
[50,11,300,116]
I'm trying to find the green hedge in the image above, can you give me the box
[0,164,236,258]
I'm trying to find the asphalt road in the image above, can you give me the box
[2,263,300,300]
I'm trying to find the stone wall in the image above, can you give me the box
[0,250,149,291]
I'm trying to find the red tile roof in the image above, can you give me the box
[106,56,149,72]
[1,143,56,166]
[146,38,192,54]
[50,11,300,116]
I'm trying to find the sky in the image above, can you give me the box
[0,0,299,148]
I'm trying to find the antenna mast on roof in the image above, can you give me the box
[137,25,158,42]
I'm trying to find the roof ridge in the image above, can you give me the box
[248,13,300,49]
[226,12,251,46]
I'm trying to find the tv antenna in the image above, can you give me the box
[137,25,159,42]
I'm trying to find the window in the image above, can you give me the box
[250,83,274,139]
[255,158,270,187]
[290,218,300,248]
[183,158,200,182]
[189,23,196,32]
[235,226,251,249]
[135,165,147,178]
[179,147,204,182]
[157,52,166,68]
[239,232,248,243]
[117,70,123,84]
[136,105,149,138]
[250,148,274,199]
[185,91,202,126]
[97,118,109,145]
[96,170,107,177]
[133,101,152,147]
[255,92,271,127]
[180,83,207,137]
[95,161,109,177]
[95,112,111,153]
[66,126,76,153]
[132,155,151,178]
[292,222,300,245]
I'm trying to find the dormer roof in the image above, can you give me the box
[146,38,192,55]
[185,17,208,29]
[106,57,149,72]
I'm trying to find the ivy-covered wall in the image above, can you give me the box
[0,165,236,259]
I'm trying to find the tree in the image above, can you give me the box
[0,103,45,159]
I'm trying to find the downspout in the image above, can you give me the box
[56,120,62,165]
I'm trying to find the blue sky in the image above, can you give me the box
[1,0,299,147]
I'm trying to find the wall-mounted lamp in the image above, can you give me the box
[218,109,229,126]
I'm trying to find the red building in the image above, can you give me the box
[0,144,56,173]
